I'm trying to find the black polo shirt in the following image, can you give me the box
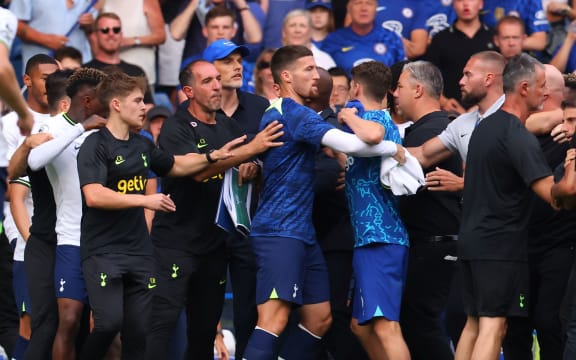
[312,107,354,253]
[151,107,245,255]
[398,110,462,242]
[217,90,269,141]
[425,23,495,103]
[528,135,576,255]
[459,109,552,261]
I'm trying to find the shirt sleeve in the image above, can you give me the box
[507,123,552,186]
[290,105,335,146]
[437,120,459,153]
[0,8,18,50]
[521,0,549,35]
[8,0,31,22]
[147,138,174,177]
[77,134,109,188]
[28,123,84,170]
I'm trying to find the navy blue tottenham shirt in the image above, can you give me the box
[250,98,335,244]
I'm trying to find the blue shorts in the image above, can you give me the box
[54,245,88,303]
[13,260,31,317]
[252,236,330,306]
[352,243,408,324]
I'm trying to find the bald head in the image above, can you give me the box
[306,67,333,112]
[543,64,564,109]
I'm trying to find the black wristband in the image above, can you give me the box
[205,150,218,163]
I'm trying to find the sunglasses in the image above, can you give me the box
[99,27,121,34]
[257,61,270,70]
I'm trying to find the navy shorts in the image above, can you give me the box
[252,236,330,306]
[54,245,88,303]
[13,260,31,317]
[352,243,408,324]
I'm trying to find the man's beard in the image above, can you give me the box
[460,90,485,109]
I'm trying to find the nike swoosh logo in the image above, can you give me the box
[219,279,226,285]
[147,284,157,289]
[197,143,208,149]
[74,144,82,150]
[444,255,458,261]
[115,159,125,165]
[341,46,354,52]
[460,133,468,138]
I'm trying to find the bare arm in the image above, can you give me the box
[16,20,68,50]
[525,108,563,135]
[190,121,284,181]
[522,31,547,52]
[169,0,199,41]
[231,0,262,44]
[143,177,157,233]
[408,136,453,169]
[552,149,576,209]
[82,183,176,211]
[123,0,167,47]
[532,175,555,205]
[401,29,428,60]
[8,181,31,241]
[550,32,576,72]
[338,108,384,145]
[0,44,33,135]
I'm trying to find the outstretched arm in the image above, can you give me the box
[321,129,405,163]
[7,132,53,179]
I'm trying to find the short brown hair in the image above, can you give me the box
[271,45,313,84]
[351,61,391,102]
[95,12,122,30]
[495,15,525,35]
[205,7,235,26]
[96,71,147,108]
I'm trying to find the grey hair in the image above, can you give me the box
[283,9,312,28]
[503,53,544,93]
[403,61,444,100]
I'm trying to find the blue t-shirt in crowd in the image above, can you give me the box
[424,0,456,37]
[250,97,335,244]
[481,0,549,35]
[375,0,428,39]
[345,110,408,248]
[322,27,406,75]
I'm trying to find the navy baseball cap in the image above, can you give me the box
[306,0,332,10]
[202,39,250,62]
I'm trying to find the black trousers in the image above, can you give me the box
[81,253,154,360]
[147,247,227,360]
[226,233,257,360]
[23,234,57,360]
[400,240,457,360]
[0,230,18,357]
[503,245,575,360]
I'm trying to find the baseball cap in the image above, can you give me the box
[306,0,332,10]
[202,39,250,62]
[146,106,172,122]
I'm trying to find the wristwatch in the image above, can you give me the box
[134,37,141,46]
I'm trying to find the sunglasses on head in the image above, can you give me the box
[99,27,121,34]
[257,61,270,70]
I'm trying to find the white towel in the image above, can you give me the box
[380,150,425,195]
